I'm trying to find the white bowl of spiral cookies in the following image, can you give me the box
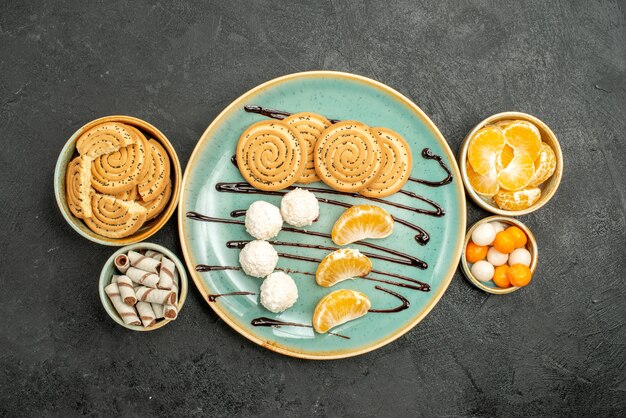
[54,115,182,245]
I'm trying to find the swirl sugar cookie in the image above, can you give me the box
[76,122,135,158]
[138,139,171,201]
[236,120,306,191]
[314,121,381,192]
[284,112,330,184]
[91,139,146,195]
[84,193,147,238]
[65,155,93,218]
[360,127,413,198]
[137,180,171,220]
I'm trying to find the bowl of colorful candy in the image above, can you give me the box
[460,216,538,294]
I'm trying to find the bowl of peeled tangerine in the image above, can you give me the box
[459,112,563,216]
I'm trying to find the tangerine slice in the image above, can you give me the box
[503,120,542,161]
[497,154,535,191]
[529,142,557,187]
[467,126,505,175]
[312,289,371,333]
[316,249,372,287]
[496,145,515,172]
[493,188,541,211]
[466,161,499,197]
[331,205,394,246]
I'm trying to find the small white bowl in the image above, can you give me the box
[99,242,188,331]
[460,216,538,294]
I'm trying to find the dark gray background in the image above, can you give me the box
[1,0,624,416]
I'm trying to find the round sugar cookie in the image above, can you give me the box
[236,120,306,191]
[138,139,170,202]
[314,121,381,192]
[65,155,93,218]
[284,112,330,184]
[76,122,135,158]
[90,139,145,195]
[84,193,147,238]
[360,127,413,198]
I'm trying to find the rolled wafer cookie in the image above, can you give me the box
[126,266,160,288]
[157,257,175,290]
[76,122,135,158]
[114,254,130,273]
[105,283,141,326]
[145,250,163,260]
[360,127,413,198]
[65,155,93,219]
[137,180,171,220]
[84,194,147,238]
[236,120,307,191]
[152,303,165,319]
[90,138,146,195]
[116,275,137,305]
[284,112,330,184]
[138,139,170,202]
[135,286,175,305]
[128,250,161,273]
[136,301,156,327]
[314,121,382,192]
[163,267,179,319]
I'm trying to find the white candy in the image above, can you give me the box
[280,188,319,227]
[260,272,298,313]
[471,223,496,246]
[509,248,532,267]
[490,221,506,234]
[471,260,494,282]
[239,240,279,278]
[487,247,508,266]
[245,201,283,240]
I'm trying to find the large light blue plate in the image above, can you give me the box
[178,71,466,359]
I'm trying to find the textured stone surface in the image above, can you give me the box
[1,0,625,416]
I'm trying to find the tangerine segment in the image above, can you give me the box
[466,162,498,197]
[493,188,541,211]
[497,154,535,191]
[496,145,515,172]
[312,289,371,333]
[331,205,394,246]
[529,142,557,187]
[316,249,373,287]
[467,126,505,175]
[503,120,542,161]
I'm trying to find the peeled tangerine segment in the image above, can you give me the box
[467,126,505,175]
[494,188,541,211]
[503,120,542,162]
[331,205,394,246]
[316,249,372,287]
[496,145,515,172]
[466,162,499,197]
[497,154,535,191]
[312,289,371,333]
[529,142,557,186]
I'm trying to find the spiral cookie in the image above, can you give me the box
[284,112,330,184]
[76,122,135,158]
[91,139,145,195]
[236,120,306,191]
[137,180,171,220]
[84,193,147,238]
[138,139,170,201]
[65,156,93,218]
[113,186,139,202]
[127,125,153,180]
[360,127,413,198]
[314,121,381,192]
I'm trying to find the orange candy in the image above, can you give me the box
[466,242,488,263]
[493,231,516,254]
[493,265,511,288]
[508,264,532,287]
[505,226,527,248]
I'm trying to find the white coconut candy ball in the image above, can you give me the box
[280,188,319,227]
[260,271,298,313]
[487,246,509,266]
[471,223,496,246]
[239,240,279,278]
[245,201,283,240]
[471,260,494,282]
[490,221,506,234]
[508,248,532,267]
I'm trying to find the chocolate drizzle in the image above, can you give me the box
[244,105,341,124]
[368,286,410,313]
[208,291,256,302]
[250,317,350,339]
